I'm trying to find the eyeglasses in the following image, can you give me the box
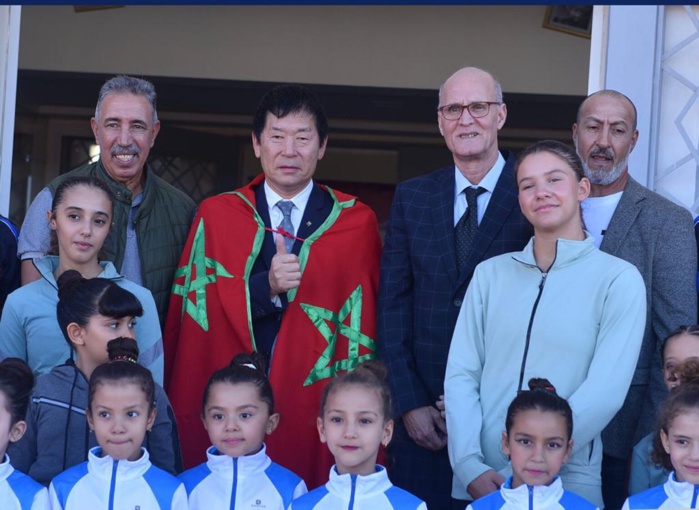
[437,102,501,120]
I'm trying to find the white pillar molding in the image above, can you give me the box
[588,5,699,213]
[0,6,21,217]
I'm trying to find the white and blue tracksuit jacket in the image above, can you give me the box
[467,477,597,510]
[623,472,699,509]
[0,454,48,510]
[48,447,187,510]
[290,465,426,510]
[179,444,306,509]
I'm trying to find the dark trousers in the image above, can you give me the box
[388,419,456,509]
[602,454,630,510]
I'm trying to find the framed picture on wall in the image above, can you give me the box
[543,6,593,39]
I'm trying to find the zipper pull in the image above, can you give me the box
[539,272,548,290]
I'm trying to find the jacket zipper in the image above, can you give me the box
[108,459,118,510]
[517,272,548,391]
[230,457,238,510]
[528,485,533,510]
[348,474,357,510]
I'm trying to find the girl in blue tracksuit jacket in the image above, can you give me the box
[178,352,307,509]
[467,378,597,510]
[48,338,187,509]
[623,358,699,509]
[290,360,426,510]
[0,358,48,509]
[629,325,699,495]
[10,269,181,486]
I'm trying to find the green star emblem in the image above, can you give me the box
[172,218,234,331]
[301,285,376,386]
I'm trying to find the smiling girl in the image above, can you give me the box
[10,270,181,485]
[623,358,699,509]
[629,325,699,494]
[291,360,426,510]
[48,338,186,509]
[445,140,646,507]
[178,353,306,509]
[0,175,163,383]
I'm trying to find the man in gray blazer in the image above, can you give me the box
[573,89,698,509]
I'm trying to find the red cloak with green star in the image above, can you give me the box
[164,175,381,488]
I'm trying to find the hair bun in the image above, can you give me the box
[56,269,86,300]
[353,359,388,382]
[674,358,699,387]
[230,352,268,373]
[527,377,558,395]
[0,357,34,394]
[107,337,139,363]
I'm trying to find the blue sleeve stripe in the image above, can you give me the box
[384,486,426,510]
[291,486,329,509]
[627,485,670,509]
[469,491,506,510]
[143,465,183,509]
[265,462,304,509]
[559,491,597,509]
[177,464,211,495]
[51,462,89,508]
[7,470,44,510]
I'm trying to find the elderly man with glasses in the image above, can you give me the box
[378,67,532,509]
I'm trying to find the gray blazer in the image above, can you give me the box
[600,176,698,458]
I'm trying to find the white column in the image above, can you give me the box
[588,5,699,213]
[0,6,21,217]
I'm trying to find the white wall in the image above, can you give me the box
[18,5,590,95]
[0,6,20,217]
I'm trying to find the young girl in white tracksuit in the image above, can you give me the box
[623,359,699,509]
[0,358,48,509]
[48,338,187,510]
[467,378,597,510]
[290,360,426,510]
[178,352,306,509]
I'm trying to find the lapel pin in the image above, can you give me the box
[306,221,312,227]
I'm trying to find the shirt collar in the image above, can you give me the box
[264,179,314,212]
[454,152,506,196]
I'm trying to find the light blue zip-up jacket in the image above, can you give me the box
[623,472,699,509]
[629,433,667,495]
[48,447,186,510]
[179,445,306,509]
[0,454,48,510]
[445,235,646,506]
[0,256,164,384]
[290,465,426,510]
[467,477,597,510]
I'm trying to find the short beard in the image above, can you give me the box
[576,149,628,186]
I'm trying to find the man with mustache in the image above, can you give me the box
[17,75,196,330]
[573,89,697,509]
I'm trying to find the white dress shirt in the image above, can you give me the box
[453,152,506,226]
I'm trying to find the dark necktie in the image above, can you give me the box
[276,200,295,253]
[455,186,486,273]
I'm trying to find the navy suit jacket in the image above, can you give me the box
[378,150,533,415]
[248,181,334,356]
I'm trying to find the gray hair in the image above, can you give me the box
[94,75,158,125]
[438,67,504,106]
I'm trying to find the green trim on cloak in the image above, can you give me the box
[231,186,356,354]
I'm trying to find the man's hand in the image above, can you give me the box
[269,235,302,297]
[402,406,447,451]
[467,470,504,500]
[436,394,446,420]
